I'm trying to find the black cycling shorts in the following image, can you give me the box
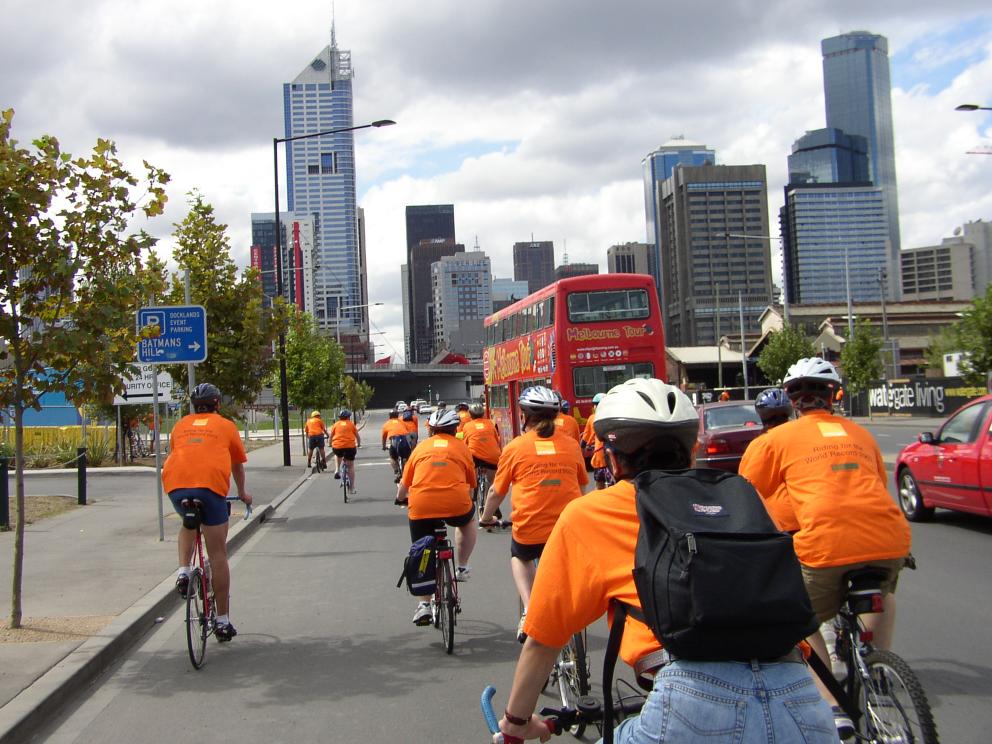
[408,505,476,543]
[511,538,546,562]
[387,445,398,459]
[472,456,498,470]
[308,435,325,450]
[332,447,357,460]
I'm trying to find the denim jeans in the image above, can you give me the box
[604,659,836,744]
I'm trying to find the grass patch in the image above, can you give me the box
[4,495,78,525]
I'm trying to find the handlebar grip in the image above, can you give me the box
[481,686,500,734]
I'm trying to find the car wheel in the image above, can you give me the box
[897,468,935,522]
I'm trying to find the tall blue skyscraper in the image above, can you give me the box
[283,26,370,346]
[822,31,901,297]
[642,137,715,300]
[787,128,869,185]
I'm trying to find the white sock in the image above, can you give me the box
[178,566,192,578]
[216,614,230,625]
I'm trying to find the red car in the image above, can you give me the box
[694,401,764,473]
[895,394,992,521]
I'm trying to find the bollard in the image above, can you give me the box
[77,447,87,506]
[0,456,8,529]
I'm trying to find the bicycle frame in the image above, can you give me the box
[431,525,459,654]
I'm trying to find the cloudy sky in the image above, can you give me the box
[4,0,992,361]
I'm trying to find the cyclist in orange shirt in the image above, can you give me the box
[400,408,419,443]
[739,357,911,738]
[552,393,581,442]
[329,409,361,492]
[455,402,472,429]
[395,408,477,625]
[493,379,834,743]
[743,388,798,533]
[163,383,252,642]
[581,392,608,489]
[304,410,329,472]
[479,386,588,642]
[461,402,501,480]
[381,410,411,481]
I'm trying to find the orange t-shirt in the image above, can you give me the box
[581,412,606,468]
[524,480,660,667]
[330,419,359,449]
[402,417,418,435]
[738,411,911,568]
[462,418,502,465]
[381,419,408,442]
[493,429,588,545]
[402,433,476,520]
[304,417,328,438]
[554,413,581,443]
[162,413,247,498]
[742,431,799,533]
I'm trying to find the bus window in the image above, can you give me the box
[567,289,650,323]
[572,362,655,398]
[514,312,525,338]
[526,305,538,333]
[545,297,554,327]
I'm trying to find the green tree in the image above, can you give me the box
[340,375,374,415]
[0,109,168,628]
[279,309,344,428]
[756,324,816,384]
[923,326,959,374]
[162,192,280,412]
[948,284,992,385]
[840,317,883,395]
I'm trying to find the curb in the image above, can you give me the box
[0,472,309,744]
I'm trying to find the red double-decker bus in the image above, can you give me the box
[483,273,666,443]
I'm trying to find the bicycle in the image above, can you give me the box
[473,465,491,519]
[340,460,353,503]
[430,524,460,654]
[482,686,604,743]
[826,566,939,743]
[179,495,252,670]
[312,444,327,474]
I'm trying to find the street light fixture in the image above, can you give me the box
[272,119,395,466]
[955,104,992,111]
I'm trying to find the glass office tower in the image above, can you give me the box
[642,137,716,301]
[822,31,901,297]
[283,28,369,338]
[788,128,869,185]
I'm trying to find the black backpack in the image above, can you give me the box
[391,433,414,461]
[600,468,818,743]
[396,535,437,595]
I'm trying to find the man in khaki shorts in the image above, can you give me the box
[740,357,911,740]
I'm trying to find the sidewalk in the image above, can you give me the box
[0,442,309,743]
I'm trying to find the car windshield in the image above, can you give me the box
[704,405,761,431]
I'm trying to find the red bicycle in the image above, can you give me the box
[180,496,251,669]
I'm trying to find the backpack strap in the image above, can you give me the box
[807,648,859,724]
[601,600,629,744]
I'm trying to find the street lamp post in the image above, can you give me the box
[724,231,788,323]
[272,119,395,466]
[955,104,992,111]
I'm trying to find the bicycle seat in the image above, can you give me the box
[842,568,890,615]
[179,499,205,530]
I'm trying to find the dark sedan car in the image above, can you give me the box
[694,401,764,473]
[895,394,992,521]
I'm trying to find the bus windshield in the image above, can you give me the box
[573,362,654,399]
[567,289,650,323]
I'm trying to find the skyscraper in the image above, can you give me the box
[283,25,371,346]
[787,128,869,185]
[780,183,889,305]
[822,31,901,296]
[643,137,716,299]
[554,262,599,281]
[512,241,555,294]
[405,205,456,363]
[657,164,773,346]
[607,242,653,276]
[431,251,493,359]
[250,212,316,312]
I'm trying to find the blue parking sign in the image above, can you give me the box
[137,305,208,363]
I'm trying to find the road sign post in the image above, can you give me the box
[137,305,208,364]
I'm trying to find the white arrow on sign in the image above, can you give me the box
[113,364,174,405]
[189,341,201,352]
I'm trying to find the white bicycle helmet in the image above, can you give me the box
[518,386,560,416]
[396,402,408,412]
[783,357,841,410]
[593,378,698,458]
[428,409,461,430]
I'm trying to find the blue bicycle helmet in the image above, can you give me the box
[401,409,414,421]
[754,388,793,425]
[592,392,605,405]
[339,409,352,419]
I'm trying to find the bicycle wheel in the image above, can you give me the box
[342,472,350,503]
[438,559,455,654]
[859,649,939,743]
[556,632,590,736]
[185,567,207,669]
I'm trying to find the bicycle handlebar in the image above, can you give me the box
[481,686,578,743]
[226,495,252,520]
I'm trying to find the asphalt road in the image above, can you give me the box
[34,415,992,743]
